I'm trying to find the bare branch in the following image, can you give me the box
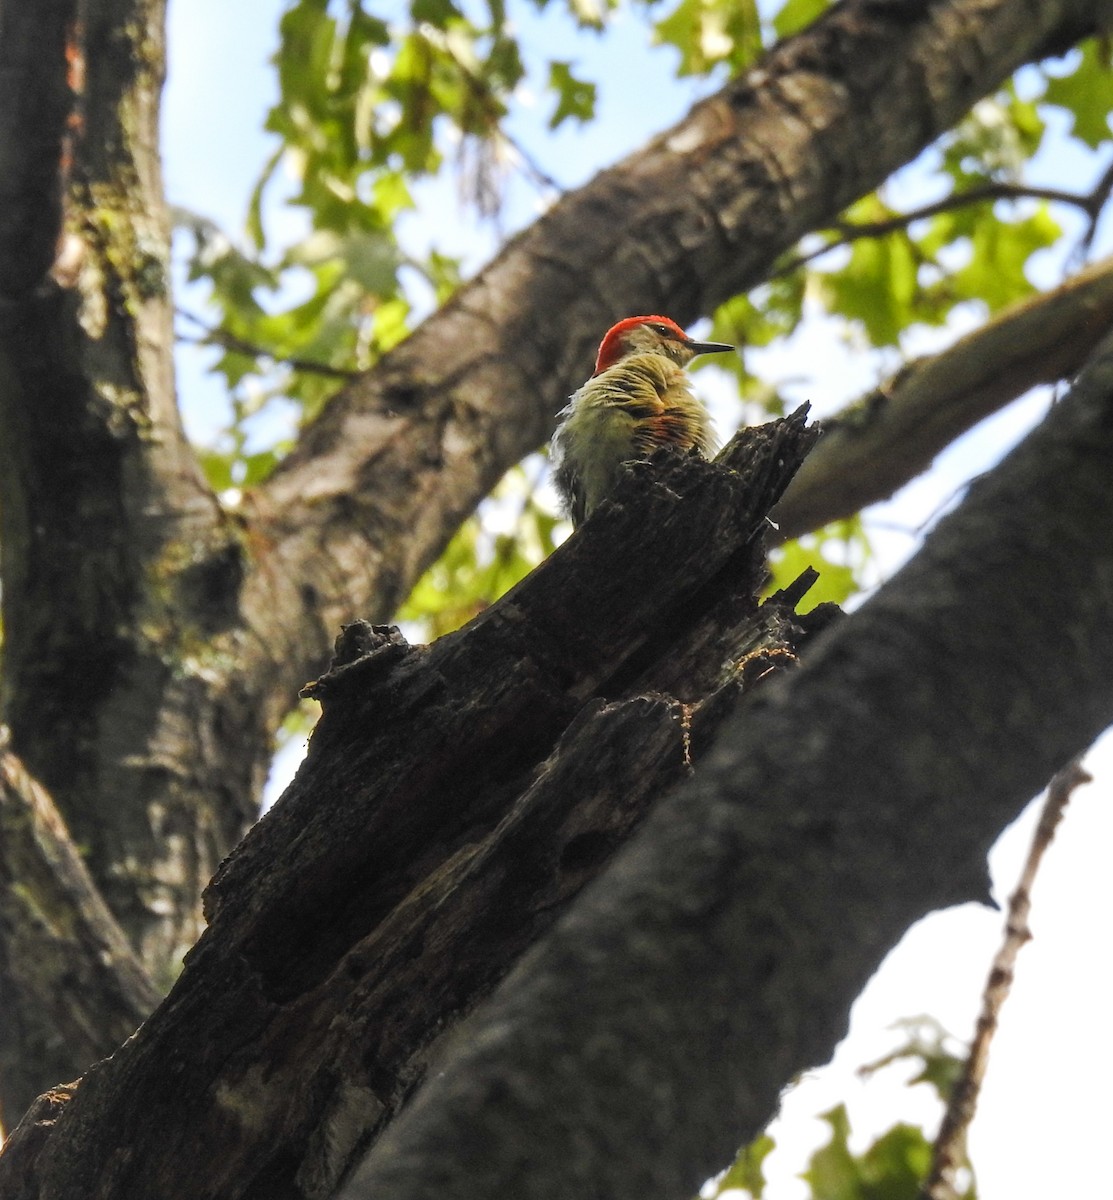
[772,254,1113,540]
[773,177,1113,279]
[920,757,1093,1200]
[1070,157,1113,266]
[175,308,360,380]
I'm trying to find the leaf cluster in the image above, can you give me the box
[708,1019,976,1200]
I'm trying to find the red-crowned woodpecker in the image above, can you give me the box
[551,315,735,526]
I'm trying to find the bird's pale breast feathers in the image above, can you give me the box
[552,315,732,526]
[552,351,714,525]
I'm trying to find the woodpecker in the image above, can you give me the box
[551,315,735,526]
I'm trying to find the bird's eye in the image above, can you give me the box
[652,323,676,338]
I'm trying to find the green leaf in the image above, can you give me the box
[859,1017,968,1106]
[940,88,1047,185]
[246,144,284,251]
[654,0,762,76]
[803,1106,862,1200]
[802,1107,937,1200]
[547,61,597,128]
[238,448,284,487]
[397,463,555,638]
[713,1134,775,1197]
[1042,39,1113,148]
[411,0,463,28]
[772,0,830,39]
[711,276,805,350]
[948,204,1061,312]
[859,1124,933,1200]
[196,447,236,493]
[768,518,869,608]
[821,231,918,348]
[287,228,401,295]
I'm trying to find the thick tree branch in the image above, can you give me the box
[2,0,1112,1122]
[337,332,1113,1200]
[773,252,1113,539]
[0,733,159,1131]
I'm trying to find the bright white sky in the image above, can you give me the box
[163,3,1112,1196]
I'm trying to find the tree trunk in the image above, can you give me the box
[0,0,255,988]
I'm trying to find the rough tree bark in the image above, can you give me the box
[0,735,159,1121]
[0,0,253,985]
[1,0,1112,1147]
[0,412,830,1196]
[2,327,1111,1200]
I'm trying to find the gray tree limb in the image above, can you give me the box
[773,251,1113,540]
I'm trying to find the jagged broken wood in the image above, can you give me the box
[0,409,830,1199]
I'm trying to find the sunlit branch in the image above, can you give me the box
[771,255,1113,541]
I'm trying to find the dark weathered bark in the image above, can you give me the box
[335,336,1113,1200]
[0,415,824,1198]
[0,737,159,1122]
[0,0,255,996]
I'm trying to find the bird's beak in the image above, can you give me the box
[687,338,736,358]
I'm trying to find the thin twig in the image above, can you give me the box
[1069,157,1113,268]
[919,756,1093,1200]
[772,178,1113,280]
[432,30,564,197]
[175,309,360,381]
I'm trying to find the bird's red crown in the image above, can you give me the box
[593,315,687,375]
